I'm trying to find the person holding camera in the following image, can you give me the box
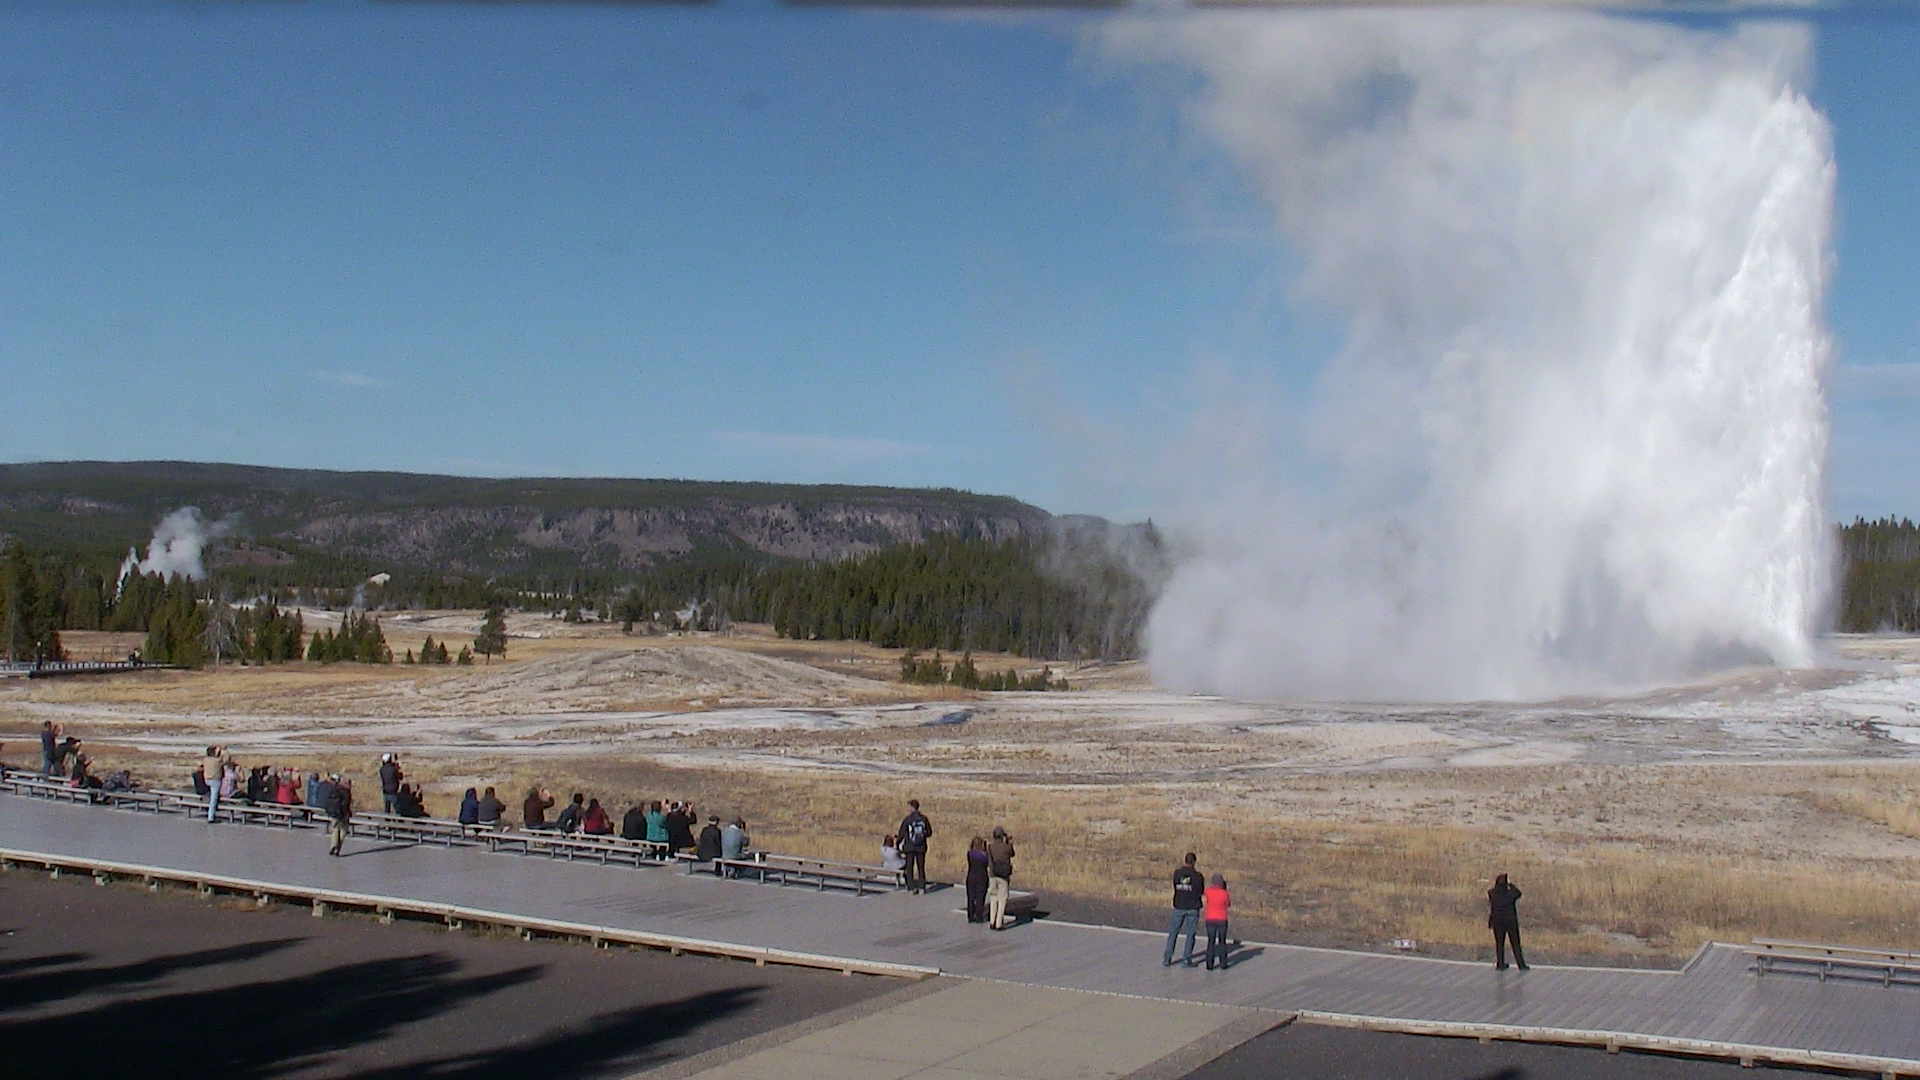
[986,826,1016,930]
[1488,872,1529,970]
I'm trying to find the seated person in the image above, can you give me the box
[643,801,668,845]
[191,766,210,797]
[581,797,612,836]
[696,815,724,863]
[476,786,506,828]
[620,801,648,841]
[665,801,696,853]
[881,834,905,872]
[394,783,427,818]
[458,787,481,826]
[275,768,301,805]
[523,787,556,830]
[721,817,751,865]
[554,792,586,834]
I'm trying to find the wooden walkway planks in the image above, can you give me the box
[3,791,1918,1074]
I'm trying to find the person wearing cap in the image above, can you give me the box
[696,814,724,865]
[378,753,403,815]
[325,775,353,857]
[1203,873,1232,971]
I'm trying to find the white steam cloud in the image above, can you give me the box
[1103,11,1835,700]
[118,507,235,588]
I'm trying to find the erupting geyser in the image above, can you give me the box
[1107,11,1835,700]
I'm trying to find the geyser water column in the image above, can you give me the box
[1104,11,1835,700]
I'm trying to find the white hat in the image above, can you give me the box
[381,753,393,762]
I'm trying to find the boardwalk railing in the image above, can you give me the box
[0,660,180,678]
[1749,938,1920,987]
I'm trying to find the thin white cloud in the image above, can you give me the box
[310,369,386,389]
[711,430,933,465]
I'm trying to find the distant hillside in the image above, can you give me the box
[0,461,1052,576]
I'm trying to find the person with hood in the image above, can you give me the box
[696,815,724,865]
[1203,873,1232,971]
[1488,873,1529,970]
[986,826,1015,930]
[458,788,481,828]
[964,836,990,924]
[897,798,934,894]
[476,786,506,829]
[644,801,668,845]
[378,753,403,815]
[582,797,612,835]
[664,801,695,853]
[1163,852,1205,967]
[325,775,353,857]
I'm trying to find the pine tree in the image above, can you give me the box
[456,644,474,666]
[475,602,507,664]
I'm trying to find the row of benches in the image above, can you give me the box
[0,767,910,895]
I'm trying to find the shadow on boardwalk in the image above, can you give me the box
[0,939,762,1078]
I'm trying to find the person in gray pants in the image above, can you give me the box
[1163,852,1204,967]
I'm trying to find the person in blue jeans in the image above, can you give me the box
[1163,852,1205,967]
[202,745,226,822]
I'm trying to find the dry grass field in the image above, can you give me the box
[8,614,1920,967]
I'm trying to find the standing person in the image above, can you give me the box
[897,798,934,894]
[325,775,353,857]
[1203,873,1232,971]
[378,754,403,815]
[986,826,1015,930]
[40,722,58,776]
[964,836,990,924]
[665,801,696,853]
[644,801,668,846]
[1163,853,1205,967]
[1488,873,1529,970]
[202,745,226,822]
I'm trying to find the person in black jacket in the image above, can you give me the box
[1163,852,1205,967]
[897,799,933,894]
[555,792,586,834]
[325,776,353,857]
[379,754,403,815]
[665,802,696,853]
[1488,873,1528,970]
[620,801,648,842]
[696,815,724,865]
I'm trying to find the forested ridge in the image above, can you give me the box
[8,514,1920,669]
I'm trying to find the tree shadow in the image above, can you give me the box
[0,938,304,1012]
[0,951,90,978]
[359,986,767,1079]
[0,950,543,1076]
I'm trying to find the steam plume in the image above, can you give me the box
[118,507,234,588]
[1103,11,1835,700]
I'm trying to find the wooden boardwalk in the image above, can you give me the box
[4,792,1917,1076]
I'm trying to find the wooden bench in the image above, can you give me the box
[1749,939,1920,987]
[508,831,670,867]
[5,775,104,805]
[354,811,477,847]
[710,852,905,895]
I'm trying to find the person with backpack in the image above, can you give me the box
[897,798,933,894]
[986,826,1015,929]
[1163,852,1205,967]
[555,792,586,834]
[1488,873,1529,970]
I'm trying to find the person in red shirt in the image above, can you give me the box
[582,797,613,835]
[1203,873,1232,971]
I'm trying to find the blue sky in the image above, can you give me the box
[2,1,1914,522]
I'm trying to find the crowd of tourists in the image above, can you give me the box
[11,729,1533,971]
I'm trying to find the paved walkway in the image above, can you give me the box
[4,793,1917,1075]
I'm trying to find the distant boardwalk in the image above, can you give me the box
[3,789,1919,1077]
[0,660,181,679]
